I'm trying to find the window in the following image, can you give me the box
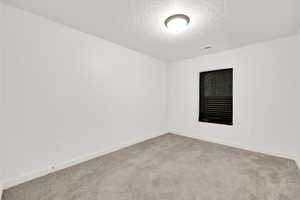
[199,68,233,125]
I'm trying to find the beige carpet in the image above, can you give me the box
[3,133,300,200]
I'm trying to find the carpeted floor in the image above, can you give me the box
[3,133,300,200]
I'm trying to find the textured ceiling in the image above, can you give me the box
[3,0,300,62]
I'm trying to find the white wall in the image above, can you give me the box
[0,2,5,195]
[167,34,300,165]
[0,2,5,197]
[297,29,300,165]
[1,4,167,188]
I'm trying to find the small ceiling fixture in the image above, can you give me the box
[165,14,190,33]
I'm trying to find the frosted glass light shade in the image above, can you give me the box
[165,14,190,33]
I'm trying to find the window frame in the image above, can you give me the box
[198,68,233,126]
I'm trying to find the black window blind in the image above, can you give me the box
[199,68,233,125]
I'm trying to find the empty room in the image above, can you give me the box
[0,0,300,199]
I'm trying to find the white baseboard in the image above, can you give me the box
[0,183,3,200]
[2,131,166,189]
[173,132,300,170]
[2,131,298,190]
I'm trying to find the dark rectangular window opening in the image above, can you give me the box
[199,68,233,125]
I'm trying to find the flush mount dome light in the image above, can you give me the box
[165,14,190,32]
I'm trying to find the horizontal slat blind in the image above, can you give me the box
[205,97,232,121]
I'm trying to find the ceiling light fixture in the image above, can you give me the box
[165,14,190,33]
